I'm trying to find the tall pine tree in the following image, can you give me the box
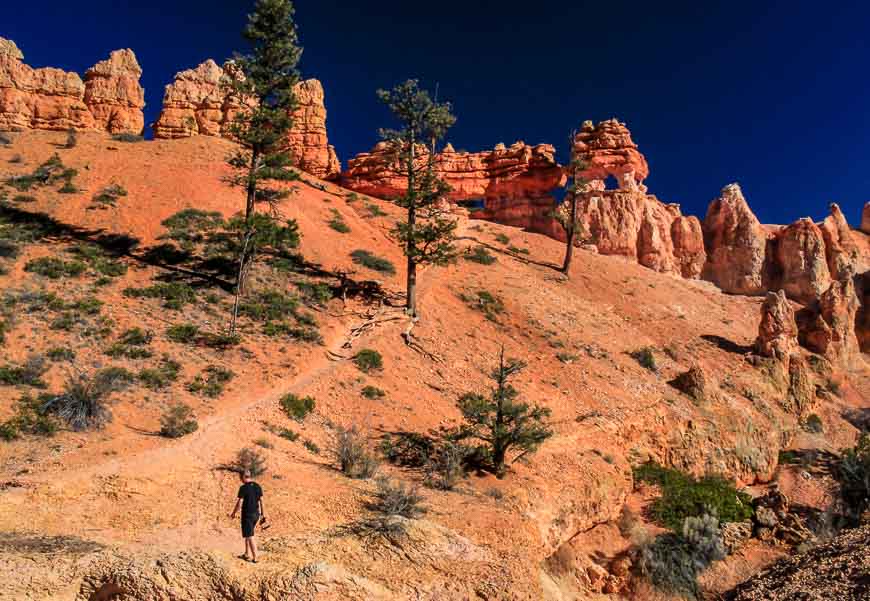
[224,0,303,333]
[376,80,457,317]
[554,133,590,276]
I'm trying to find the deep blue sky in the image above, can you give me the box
[5,1,870,225]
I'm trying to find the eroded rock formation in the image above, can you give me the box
[569,120,706,278]
[776,218,832,305]
[801,275,861,368]
[0,37,143,133]
[755,290,799,361]
[152,60,340,178]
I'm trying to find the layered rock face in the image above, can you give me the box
[343,140,567,232]
[569,120,706,278]
[0,37,143,133]
[152,60,340,179]
[755,290,799,361]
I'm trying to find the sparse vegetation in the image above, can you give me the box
[295,281,333,306]
[353,349,383,373]
[328,208,350,233]
[89,184,128,209]
[233,447,266,476]
[424,442,467,490]
[279,393,315,422]
[507,245,530,255]
[837,434,870,523]
[361,385,385,399]
[460,289,505,322]
[631,346,658,372]
[42,367,134,431]
[494,233,510,244]
[303,439,320,454]
[166,323,199,343]
[334,426,379,479]
[633,463,754,531]
[254,437,274,449]
[451,349,552,478]
[187,365,234,398]
[6,154,76,192]
[24,256,86,279]
[350,249,396,275]
[123,282,196,310]
[0,355,48,388]
[46,347,76,362]
[365,202,387,217]
[138,356,181,390]
[111,133,144,143]
[464,245,497,265]
[159,403,198,438]
[68,244,128,278]
[0,393,59,441]
[804,413,824,434]
[12,194,36,203]
[263,421,299,441]
[105,327,153,359]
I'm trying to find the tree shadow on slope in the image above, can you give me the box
[455,235,560,271]
[0,531,104,555]
[700,334,754,355]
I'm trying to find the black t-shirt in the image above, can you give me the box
[237,482,262,517]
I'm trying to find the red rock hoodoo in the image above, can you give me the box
[568,119,706,278]
[0,37,143,134]
[151,60,340,179]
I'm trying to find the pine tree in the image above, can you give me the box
[554,133,590,275]
[454,348,552,478]
[376,80,458,317]
[224,0,303,333]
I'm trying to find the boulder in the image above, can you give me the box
[669,364,718,405]
[702,183,769,295]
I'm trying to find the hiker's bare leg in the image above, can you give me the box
[243,537,251,559]
[249,536,258,561]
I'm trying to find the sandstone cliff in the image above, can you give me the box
[152,60,340,179]
[0,37,143,134]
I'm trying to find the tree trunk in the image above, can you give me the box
[493,444,507,479]
[229,228,254,335]
[561,194,577,275]
[405,142,417,316]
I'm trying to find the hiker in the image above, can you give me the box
[229,469,265,563]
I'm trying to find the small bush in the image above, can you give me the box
[804,413,824,434]
[494,233,510,245]
[46,347,76,362]
[200,331,241,349]
[166,323,199,343]
[353,349,383,373]
[42,367,133,431]
[638,514,725,598]
[335,426,379,479]
[239,290,299,322]
[111,133,144,143]
[105,328,153,359]
[90,184,127,209]
[351,249,396,275]
[138,356,181,391]
[123,282,196,310]
[254,437,274,449]
[464,246,497,265]
[361,385,385,399]
[633,463,754,531]
[424,443,467,490]
[365,202,387,217]
[159,403,198,438]
[24,256,86,279]
[262,322,322,343]
[461,289,505,322]
[328,209,350,233]
[303,439,320,454]
[68,244,127,277]
[295,281,333,306]
[0,393,59,440]
[279,393,315,422]
[631,347,658,372]
[507,245,530,255]
[187,365,234,398]
[0,355,48,388]
[264,422,299,441]
[13,194,36,203]
[838,434,870,522]
[232,447,267,476]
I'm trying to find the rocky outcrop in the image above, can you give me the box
[727,523,870,601]
[152,60,340,178]
[0,37,143,134]
[776,218,832,304]
[755,290,799,361]
[861,202,870,234]
[702,184,770,295]
[801,276,861,368]
[569,120,705,278]
[820,203,861,280]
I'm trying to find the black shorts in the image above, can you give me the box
[241,513,259,538]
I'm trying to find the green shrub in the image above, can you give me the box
[507,245,530,255]
[90,184,127,208]
[68,296,103,315]
[12,194,36,203]
[166,323,199,343]
[464,246,497,265]
[264,422,299,441]
[365,202,387,217]
[69,244,127,277]
[334,426,379,479]
[804,413,824,434]
[105,328,153,359]
[42,367,133,431]
[6,154,68,191]
[111,133,144,143]
[303,439,320,454]
[295,281,333,306]
[261,321,322,343]
[46,347,76,362]
[233,447,266,476]
[187,365,234,398]
[350,249,396,275]
[254,437,273,449]
[159,403,198,438]
[24,256,86,279]
[460,289,505,322]
[424,443,467,491]
[0,393,59,440]
[123,282,196,309]
[280,393,315,422]
[353,349,383,373]
[361,385,385,399]
[328,209,350,233]
[0,355,48,388]
[138,356,181,391]
[838,434,870,522]
[494,233,510,245]
[638,514,726,598]
[159,208,225,250]
[239,290,299,321]
[633,463,754,531]
[631,347,658,372]
[199,331,241,349]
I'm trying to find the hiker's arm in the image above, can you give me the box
[229,498,241,518]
